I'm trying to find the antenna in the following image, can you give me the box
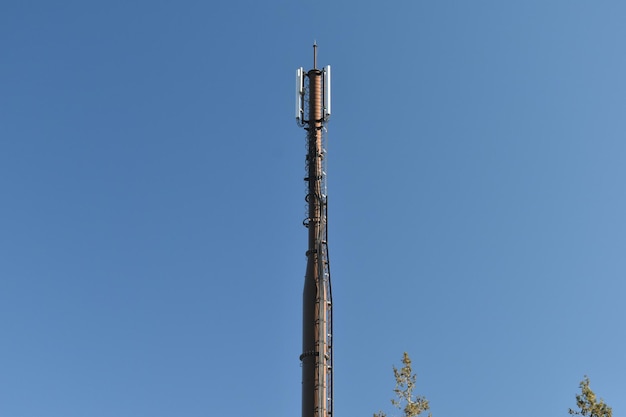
[295,45,333,417]
[296,67,304,121]
[324,65,331,119]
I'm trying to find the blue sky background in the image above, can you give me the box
[1,1,625,416]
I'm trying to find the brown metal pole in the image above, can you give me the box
[301,66,324,417]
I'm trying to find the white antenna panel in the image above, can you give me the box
[324,65,331,118]
[295,67,304,120]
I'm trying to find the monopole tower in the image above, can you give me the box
[295,43,333,417]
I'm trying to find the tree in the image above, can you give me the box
[374,352,431,417]
[569,376,612,417]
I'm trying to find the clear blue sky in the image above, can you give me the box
[1,1,624,416]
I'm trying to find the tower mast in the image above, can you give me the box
[296,44,332,417]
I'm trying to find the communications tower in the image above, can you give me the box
[295,43,333,417]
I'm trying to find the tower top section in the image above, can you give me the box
[295,44,331,125]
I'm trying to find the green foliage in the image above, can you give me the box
[374,352,431,417]
[569,376,612,417]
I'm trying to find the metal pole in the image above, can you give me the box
[299,44,332,417]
